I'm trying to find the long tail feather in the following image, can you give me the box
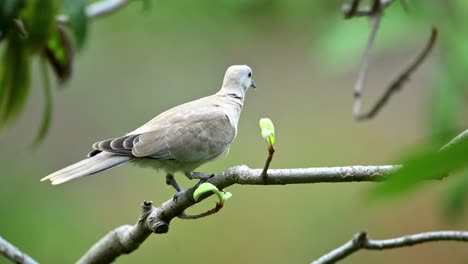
[41,152,131,185]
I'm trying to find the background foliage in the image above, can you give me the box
[0,0,467,263]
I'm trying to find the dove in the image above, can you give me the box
[41,65,256,193]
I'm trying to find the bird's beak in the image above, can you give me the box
[250,79,256,89]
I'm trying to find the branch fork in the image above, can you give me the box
[312,230,468,264]
[342,0,438,120]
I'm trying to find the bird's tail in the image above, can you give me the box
[41,152,131,185]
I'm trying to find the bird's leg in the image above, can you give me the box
[165,174,184,201]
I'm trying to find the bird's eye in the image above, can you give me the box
[248,72,252,77]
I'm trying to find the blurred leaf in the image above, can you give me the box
[0,36,30,128]
[141,0,152,12]
[430,69,459,140]
[45,25,73,84]
[20,0,56,50]
[0,0,25,32]
[33,57,53,145]
[371,136,468,197]
[60,0,88,50]
[443,170,468,218]
[430,14,468,140]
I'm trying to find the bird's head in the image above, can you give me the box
[221,65,256,94]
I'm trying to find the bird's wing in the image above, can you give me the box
[91,132,172,159]
[92,97,237,162]
[133,111,236,161]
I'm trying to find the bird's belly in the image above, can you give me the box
[130,158,206,174]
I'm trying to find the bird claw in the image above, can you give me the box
[195,177,211,188]
[173,191,184,202]
[185,172,214,180]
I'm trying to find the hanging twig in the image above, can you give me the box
[342,0,438,120]
[352,13,383,117]
[357,26,438,120]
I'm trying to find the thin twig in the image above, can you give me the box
[342,0,395,18]
[56,0,135,23]
[178,203,223,220]
[357,26,438,120]
[343,0,437,120]
[440,129,468,151]
[0,236,39,264]
[352,12,383,117]
[261,143,275,180]
[312,231,468,264]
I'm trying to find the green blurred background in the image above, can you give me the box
[1,0,468,263]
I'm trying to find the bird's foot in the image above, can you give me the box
[185,172,214,180]
[173,191,184,202]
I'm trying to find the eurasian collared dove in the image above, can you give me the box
[41,65,256,189]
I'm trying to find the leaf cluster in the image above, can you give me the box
[0,0,88,143]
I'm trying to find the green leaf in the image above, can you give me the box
[32,57,53,145]
[259,118,275,145]
[60,0,88,50]
[0,36,31,128]
[443,170,468,218]
[141,0,153,12]
[44,25,73,84]
[371,136,468,198]
[193,183,232,206]
[20,0,56,50]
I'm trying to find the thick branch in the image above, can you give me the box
[77,165,400,263]
[312,231,468,264]
[56,0,135,23]
[76,201,165,264]
[0,236,38,264]
[78,129,468,262]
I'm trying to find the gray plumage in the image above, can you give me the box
[41,65,256,185]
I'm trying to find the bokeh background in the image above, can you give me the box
[1,0,468,263]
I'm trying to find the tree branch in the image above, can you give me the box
[56,0,136,23]
[76,201,166,264]
[0,236,38,264]
[77,164,402,263]
[77,128,468,263]
[311,231,468,264]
